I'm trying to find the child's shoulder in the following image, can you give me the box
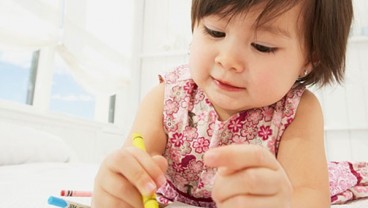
[297,87,321,109]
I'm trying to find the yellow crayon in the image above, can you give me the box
[132,133,159,208]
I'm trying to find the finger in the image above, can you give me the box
[216,194,284,208]
[152,155,168,174]
[96,165,143,207]
[91,187,135,208]
[123,147,167,194]
[103,149,156,197]
[204,144,279,172]
[212,167,279,203]
[127,147,168,186]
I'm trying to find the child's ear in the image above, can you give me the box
[299,62,313,78]
[298,52,320,78]
[305,62,313,73]
[301,53,320,76]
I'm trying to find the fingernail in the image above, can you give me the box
[144,182,156,195]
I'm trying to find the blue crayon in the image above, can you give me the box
[48,196,90,208]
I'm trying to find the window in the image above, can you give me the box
[49,54,96,120]
[0,50,39,105]
[0,0,133,126]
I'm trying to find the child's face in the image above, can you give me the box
[189,3,309,120]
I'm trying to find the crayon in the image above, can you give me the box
[48,196,90,208]
[132,133,159,208]
[60,190,92,197]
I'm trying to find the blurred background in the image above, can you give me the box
[0,0,367,163]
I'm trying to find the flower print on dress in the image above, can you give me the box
[184,168,200,182]
[199,168,217,192]
[208,110,217,122]
[196,111,206,122]
[173,173,189,189]
[258,125,273,140]
[204,97,212,105]
[164,114,178,133]
[262,106,275,122]
[240,122,258,141]
[180,141,192,155]
[165,70,180,84]
[184,126,198,142]
[180,96,191,109]
[329,161,358,196]
[247,109,264,125]
[232,134,248,144]
[283,100,295,117]
[353,186,368,194]
[218,128,233,145]
[196,111,209,127]
[188,159,204,173]
[167,147,181,164]
[192,137,210,154]
[183,81,197,95]
[289,84,304,98]
[271,112,283,129]
[194,93,205,106]
[356,162,368,184]
[284,117,294,129]
[206,122,215,137]
[171,132,184,147]
[165,99,179,115]
[217,121,226,131]
[171,85,186,101]
[275,98,286,112]
[184,163,201,182]
[266,135,277,154]
[180,155,196,168]
[157,196,170,205]
[228,117,244,133]
[172,160,184,173]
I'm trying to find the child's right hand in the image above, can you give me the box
[91,147,168,208]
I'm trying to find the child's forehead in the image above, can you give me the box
[202,4,304,40]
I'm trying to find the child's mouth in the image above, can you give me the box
[213,78,243,91]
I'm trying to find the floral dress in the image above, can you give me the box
[156,64,306,207]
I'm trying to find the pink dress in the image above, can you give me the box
[156,64,306,207]
[329,161,368,204]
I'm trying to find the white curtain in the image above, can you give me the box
[0,0,131,95]
[0,0,60,50]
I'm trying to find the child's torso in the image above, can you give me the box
[157,64,305,207]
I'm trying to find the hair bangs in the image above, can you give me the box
[192,0,301,30]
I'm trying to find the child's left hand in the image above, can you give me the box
[204,144,293,208]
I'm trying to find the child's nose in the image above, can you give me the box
[215,39,246,72]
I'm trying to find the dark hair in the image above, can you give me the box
[191,0,354,87]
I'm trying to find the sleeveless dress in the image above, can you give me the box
[156,64,306,207]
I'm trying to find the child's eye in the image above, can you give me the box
[204,26,225,38]
[251,43,277,53]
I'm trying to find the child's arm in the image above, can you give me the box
[204,90,330,208]
[92,83,168,208]
[123,83,167,155]
[277,90,330,207]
